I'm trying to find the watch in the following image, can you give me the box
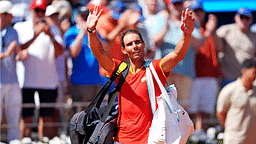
[87,28,95,33]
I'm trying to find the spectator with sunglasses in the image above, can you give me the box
[14,0,64,140]
[216,7,256,88]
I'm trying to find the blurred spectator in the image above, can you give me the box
[111,0,137,9]
[14,0,64,139]
[96,0,132,63]
[45,5,69,136]
[142,0,166,60]
[138,0,166,19]
[64,6,104,111]
[52,0,72,36]
[0,1,28,142]
[216,7,256,88]
[68,0,88,25]
[216,59,256,144]
[86,0,110,15]
[148,0,205,109]
[186,0,223,140]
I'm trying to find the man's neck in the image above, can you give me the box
[241,77,253,91]
[0,24,6,31]
[129,58,145,73]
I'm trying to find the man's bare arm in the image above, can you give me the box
[87,6,114,72]
[0,41,16,60]
[161,8,195,73]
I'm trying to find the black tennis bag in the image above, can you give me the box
[70,62,129,144]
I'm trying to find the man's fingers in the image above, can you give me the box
[185,8,189,19]
[181,10,185,21]
[97,9,103,18]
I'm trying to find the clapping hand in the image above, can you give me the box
[181,8,195,34]
[87,6,103,31]
[205,14,217,36]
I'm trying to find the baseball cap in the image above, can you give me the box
[111,1,126,20]
[0,1,13,15]
[190,0,203,11]
[53,1,72,18]
[237,7,252,17]
[78,6,89,16]
[30,0,47,10]
[134,4,145,21]
[242,59,256,69]
[165,0,183,4]
[45,5,58,16]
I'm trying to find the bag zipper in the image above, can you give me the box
[75,111,84,130]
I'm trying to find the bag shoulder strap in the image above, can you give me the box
[84,62,128,113]
[148,63,173,113]
[87,63,129,144]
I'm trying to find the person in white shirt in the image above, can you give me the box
[14,0,64,140]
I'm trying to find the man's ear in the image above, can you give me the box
[121,47,127,54]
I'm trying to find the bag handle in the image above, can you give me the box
[84,62,128,114]
[146,63,173,113]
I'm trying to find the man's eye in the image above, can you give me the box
[135,41,142,45]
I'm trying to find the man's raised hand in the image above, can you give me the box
[87,6,103,31]
[181,8,195,34]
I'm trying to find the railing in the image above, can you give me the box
[0,102,92,142]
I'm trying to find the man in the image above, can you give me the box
[216,59,256,144]
[216,7,256,88]
[14,0,64,139]
[186,0,222,140]
[87,6,195,144]
[0,1,28,142]
[64,6,104,111]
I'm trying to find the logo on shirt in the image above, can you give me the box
[141,76,146,82]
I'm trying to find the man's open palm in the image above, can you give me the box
[87,6,103,30]
[181,8,195,34]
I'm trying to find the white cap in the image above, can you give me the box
[0,1,13,15]
[53,0,72,17]
[45,5,58,16]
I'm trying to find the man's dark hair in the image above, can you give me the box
[242,59,256,69]
[120,28,144,48]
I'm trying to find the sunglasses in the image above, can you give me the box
[34,8,46,13]
[240,15,250,21]
[173,2,183,6]
[194,8,204,13]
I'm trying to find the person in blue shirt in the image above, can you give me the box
[0,1,28,142]
[64,6,104,111]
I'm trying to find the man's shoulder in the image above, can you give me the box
[13,20,32,30]
[64,25,78,37]
[221,79,241,93]
[217,23,236,31]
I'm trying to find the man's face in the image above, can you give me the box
[244,67,256,83]
[122,32,145,60]
[32,8,46,23]
[235,14,253,31]
[0,13,12,28]
[0,13,6,26]
[145,0,158,14]
[194,8,205,23]
[169,2,184,17]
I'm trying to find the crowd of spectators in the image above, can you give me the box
[0,0,256,143]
